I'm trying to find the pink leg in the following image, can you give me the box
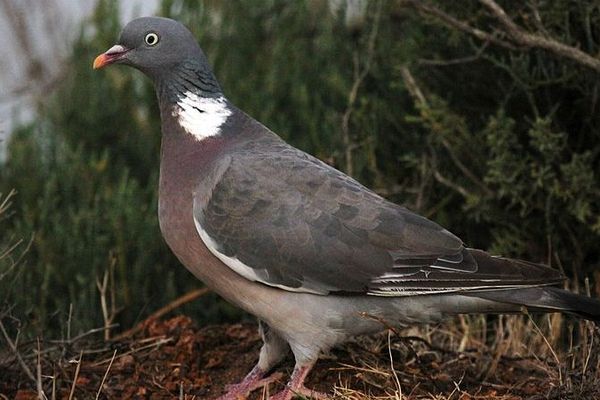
[216,321,288,399]
[215,365,282,400]
[269,363,328,400]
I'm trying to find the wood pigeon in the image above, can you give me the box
[94,17,600,400]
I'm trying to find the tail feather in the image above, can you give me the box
[468,287,600,322]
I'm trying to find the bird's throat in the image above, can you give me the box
[156,62,230,142]
[172,92,232,141]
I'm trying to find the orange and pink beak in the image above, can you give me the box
[93,44,129,69]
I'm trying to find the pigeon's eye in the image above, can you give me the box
[145,33,159,46]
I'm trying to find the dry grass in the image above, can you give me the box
[328,313,599,400]
[1,310,598,399]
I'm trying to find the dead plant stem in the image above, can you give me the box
[95,349,117,400]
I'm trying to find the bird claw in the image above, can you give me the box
[216,371,284,400]
[269,386,329,400]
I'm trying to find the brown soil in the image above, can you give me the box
[1,315,599,399]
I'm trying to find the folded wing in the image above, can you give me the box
[193,138,563,296]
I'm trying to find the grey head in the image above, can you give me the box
[94,17,221,99]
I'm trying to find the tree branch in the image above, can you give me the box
[479,0,600,72]
[0,319,35,383]
[418,41,490,67]
[399,0,600,73]
[399,66,492,197]
[398,0,516,50]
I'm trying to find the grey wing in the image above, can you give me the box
[193,142,563,296]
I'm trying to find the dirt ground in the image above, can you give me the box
[1,315,599,399]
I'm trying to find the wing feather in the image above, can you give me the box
[192,138,562,295]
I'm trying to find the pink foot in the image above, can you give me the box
[215,366,282,400]
[269,386,329,400]
[268,363,329,400]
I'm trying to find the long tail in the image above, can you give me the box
[468,287,600,322]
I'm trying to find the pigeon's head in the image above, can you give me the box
[93,17,207,81]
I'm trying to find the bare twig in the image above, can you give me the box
[0,233,33,283]
[48,324,119,346]
[399,66,427,107]
[400,66,493,197]
[400,0,600,73]
[0,189,17,214]
[479,0,600,72]
[0,238,24,264]
[92,337,172,367]
[95,349,117,400]
[433,170,473,199]
[360,312,457,356]
[398,0,516,50]
[418,41,489,66]
[359,312,446,392]
[51,372,56,400]
[581,322,594,379]
[67,351,83,400]
[96,254,122,341]
[0,319,35,382]
[66,304,73,347]
[523,307,563,384]
[439,142,492,196]
[387,330,402,398]
[113,288,210,340]
[36,338,45,400]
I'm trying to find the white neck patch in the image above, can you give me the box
[172,92,232,141]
